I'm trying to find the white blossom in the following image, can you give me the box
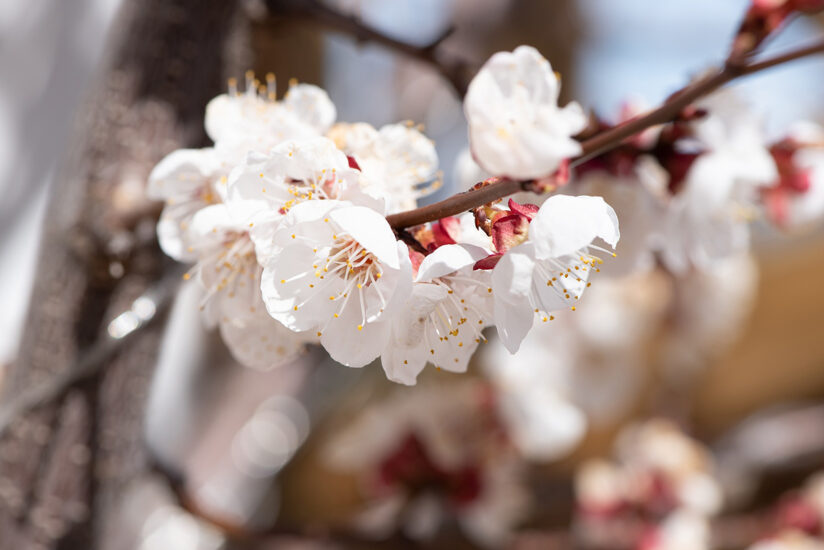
[568,163,664,277]
[259,200,412,367]
[147,148,224,263]
[149,79,336,264]
[381,244,493,385]
[491,194,620,353]
[661,252,758,381]
[483,271,667,460]
[182,204,307,369]
[205,78,335,148]
[641,511,712,550]
[224,137,377,261]
[614,419,723,516]
[464,45,587,180]
[748,533,824,550]
[329,121,439,213]
[656,91,777,272]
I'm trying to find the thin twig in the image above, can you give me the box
[0,267,182,438]
[265,0,475,96]
[385,38,824,230]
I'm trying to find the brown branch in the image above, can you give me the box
[386,38,824,230]
[265,0,474,96]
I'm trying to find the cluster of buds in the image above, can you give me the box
[731,0,824,61]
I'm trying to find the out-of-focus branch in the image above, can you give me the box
[0,268,181,439]
[385,38,824,230]
[264,0,475,96]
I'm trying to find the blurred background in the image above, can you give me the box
[3,1,824,549]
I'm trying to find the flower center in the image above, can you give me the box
[423,278,489,360]
[315,235,386,331]
[187,233,260,312]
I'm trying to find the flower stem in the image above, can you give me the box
[386,38,824,230]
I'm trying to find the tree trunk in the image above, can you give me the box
[0,1,244,548]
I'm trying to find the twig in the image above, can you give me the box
[265,0,474,96]
[385,38,824,230]
[0,266,182,438]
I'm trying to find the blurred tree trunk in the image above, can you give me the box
[0,1,244,548]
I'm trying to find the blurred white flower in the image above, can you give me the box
[575,420,722,550]
[454,147,491,192]
[381,244,492,385]
[662,252,758,381]
[464,45,587,180]
[614,420,723,517]
[260,200,412,367]
[749,532,824,550]
[568,163,664,277]
[325,380,529,547]
[483,271,666,460]
[657,92,777,273]
[639,510,712,550]
[490,194,620,353]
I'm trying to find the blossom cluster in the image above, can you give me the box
[458,90,824,279]
[574,420,723,550]
[325,380,528,547]
[148,38,824,384]
[148,48,621,381]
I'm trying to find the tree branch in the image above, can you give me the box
[265,0,474,96]
[0,267,181,439]
[385,38,824,230]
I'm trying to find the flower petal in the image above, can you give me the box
[491,248,536,353]
[529,195,620,259]
[330,205,400,269]
[416,244,488,282]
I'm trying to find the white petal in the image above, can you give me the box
[373,123,439,187]
[260,244,340,331]
[219,310,305,370]
[147,148,220,200]
[529,194,620,259]
[320,308,390,368]
[415,244,488,282]
[281,84,337,134]
[491,249,536,353]
[330,205,400,268]
[188,203,244,242]
[381,351,427,385]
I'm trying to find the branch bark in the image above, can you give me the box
[385,38,824,230]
